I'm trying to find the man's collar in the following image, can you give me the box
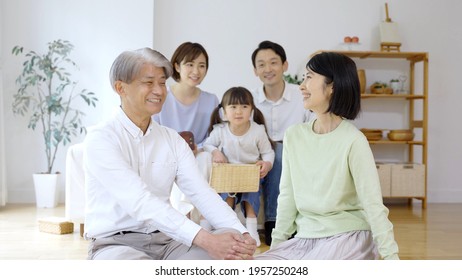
[115,106,154,138]
[258,81,291,103]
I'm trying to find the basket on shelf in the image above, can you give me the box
[370,82,393,94]
[209,163,260,193]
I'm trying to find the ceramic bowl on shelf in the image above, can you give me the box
[387,129,414,141]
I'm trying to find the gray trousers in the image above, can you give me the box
[88,228,235,260]
[254,230,379,260]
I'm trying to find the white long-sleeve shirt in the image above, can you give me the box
[252,82,314,142]
[203,121,275,165]
[83,107,247,246]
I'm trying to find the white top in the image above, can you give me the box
[83,107,247,245]
[252,82,314,141]
[203,121,275,165]
[152,87,219,147]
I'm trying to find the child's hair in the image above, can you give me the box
[208,87,275,149]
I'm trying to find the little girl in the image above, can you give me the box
[203,87,275,247]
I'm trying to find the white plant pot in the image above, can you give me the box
[33,173,59,208]
[390,81,400,93]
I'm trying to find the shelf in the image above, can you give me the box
[314,50,428,62]
[368,140,424,145]
[360,94,425,100]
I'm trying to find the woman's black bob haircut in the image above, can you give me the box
[306,52,361,120]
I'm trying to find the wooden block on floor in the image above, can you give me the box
[38,217,74,235]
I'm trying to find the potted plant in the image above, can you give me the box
[389,78,400,93]
[12,39,98,207]
[370,81,393,94]
[283,73,304,85]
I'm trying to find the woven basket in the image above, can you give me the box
[376,163,391,197]
[391,163,425,197]
[370,83,393,94]
[209,163,260,193]
[38,217,74,234]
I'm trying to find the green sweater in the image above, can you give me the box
[272,120,399,260]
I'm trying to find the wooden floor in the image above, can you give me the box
[0,203,461,260]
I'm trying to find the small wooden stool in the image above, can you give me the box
[381,42,401,52]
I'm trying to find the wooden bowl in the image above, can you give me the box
[360,129,383,141]
[387,130,414,141]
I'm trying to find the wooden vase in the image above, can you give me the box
[357,69,366,94]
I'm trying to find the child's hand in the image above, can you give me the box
[256,161,272,178]
[192,144,199,155]
[212,150,228,163]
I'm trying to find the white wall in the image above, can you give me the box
[1,0,154,203]
[0,0,6,205]
[153,0,462,203]
[1,0,461,203]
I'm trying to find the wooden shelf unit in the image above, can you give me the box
[313,50,429,208]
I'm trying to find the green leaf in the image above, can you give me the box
[11,39,98,173]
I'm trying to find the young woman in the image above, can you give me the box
[153,41,218,148]
[203,87,274,247]
[255,52,399,260]
[153,42,218,222]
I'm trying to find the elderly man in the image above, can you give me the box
[83,48,256,260]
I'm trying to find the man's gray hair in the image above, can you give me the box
[109,48,173,91]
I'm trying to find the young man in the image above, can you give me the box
[83,48,256,260]
[251,41,315,245]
